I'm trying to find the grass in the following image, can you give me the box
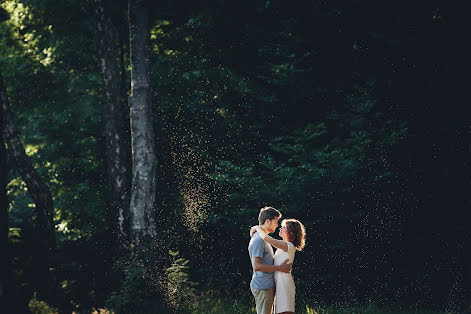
[304,305,448,314]
[181,297,256,313]
[31,296,452,313]
[179,297,450,314]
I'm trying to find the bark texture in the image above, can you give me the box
[0,74,56,299]
[128,0,157,243]
[93,0,131,247]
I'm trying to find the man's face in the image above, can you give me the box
[267,217,280,233]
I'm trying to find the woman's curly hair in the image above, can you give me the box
[283,219,306,251]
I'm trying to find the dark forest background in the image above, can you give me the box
[1,0,470,313]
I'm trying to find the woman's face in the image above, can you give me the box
[279,225,289,240]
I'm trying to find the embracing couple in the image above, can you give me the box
[248,206,306,314]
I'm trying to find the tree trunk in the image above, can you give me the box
[93,0,131,248]
[0,74,56,300]
[128,0,157,244]
[0,78,8,307]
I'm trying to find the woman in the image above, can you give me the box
[251,219,306,314]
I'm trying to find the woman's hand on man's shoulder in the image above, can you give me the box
[249,225,258,237]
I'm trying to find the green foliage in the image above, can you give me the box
[164,250,197,309]
[213,80,406,222]
[105,250,196,313]
[28,296,58,314]
[106,254,162,314]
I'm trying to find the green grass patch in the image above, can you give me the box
[180,296,448,314]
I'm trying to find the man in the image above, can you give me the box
[249,206,292,314]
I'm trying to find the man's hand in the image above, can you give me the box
[253,257,292,273]
[278,259,292,273]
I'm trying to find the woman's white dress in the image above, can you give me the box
[274,242,296,313]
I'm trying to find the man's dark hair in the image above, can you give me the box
[258,206,281,225]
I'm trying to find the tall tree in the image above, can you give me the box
[0,75,8,309]
[93,0,131,248]
[128,0,157,243]
[0,7,8,304]
[0,74,56,300]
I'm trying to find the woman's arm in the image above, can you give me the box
[254,226,289,252]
